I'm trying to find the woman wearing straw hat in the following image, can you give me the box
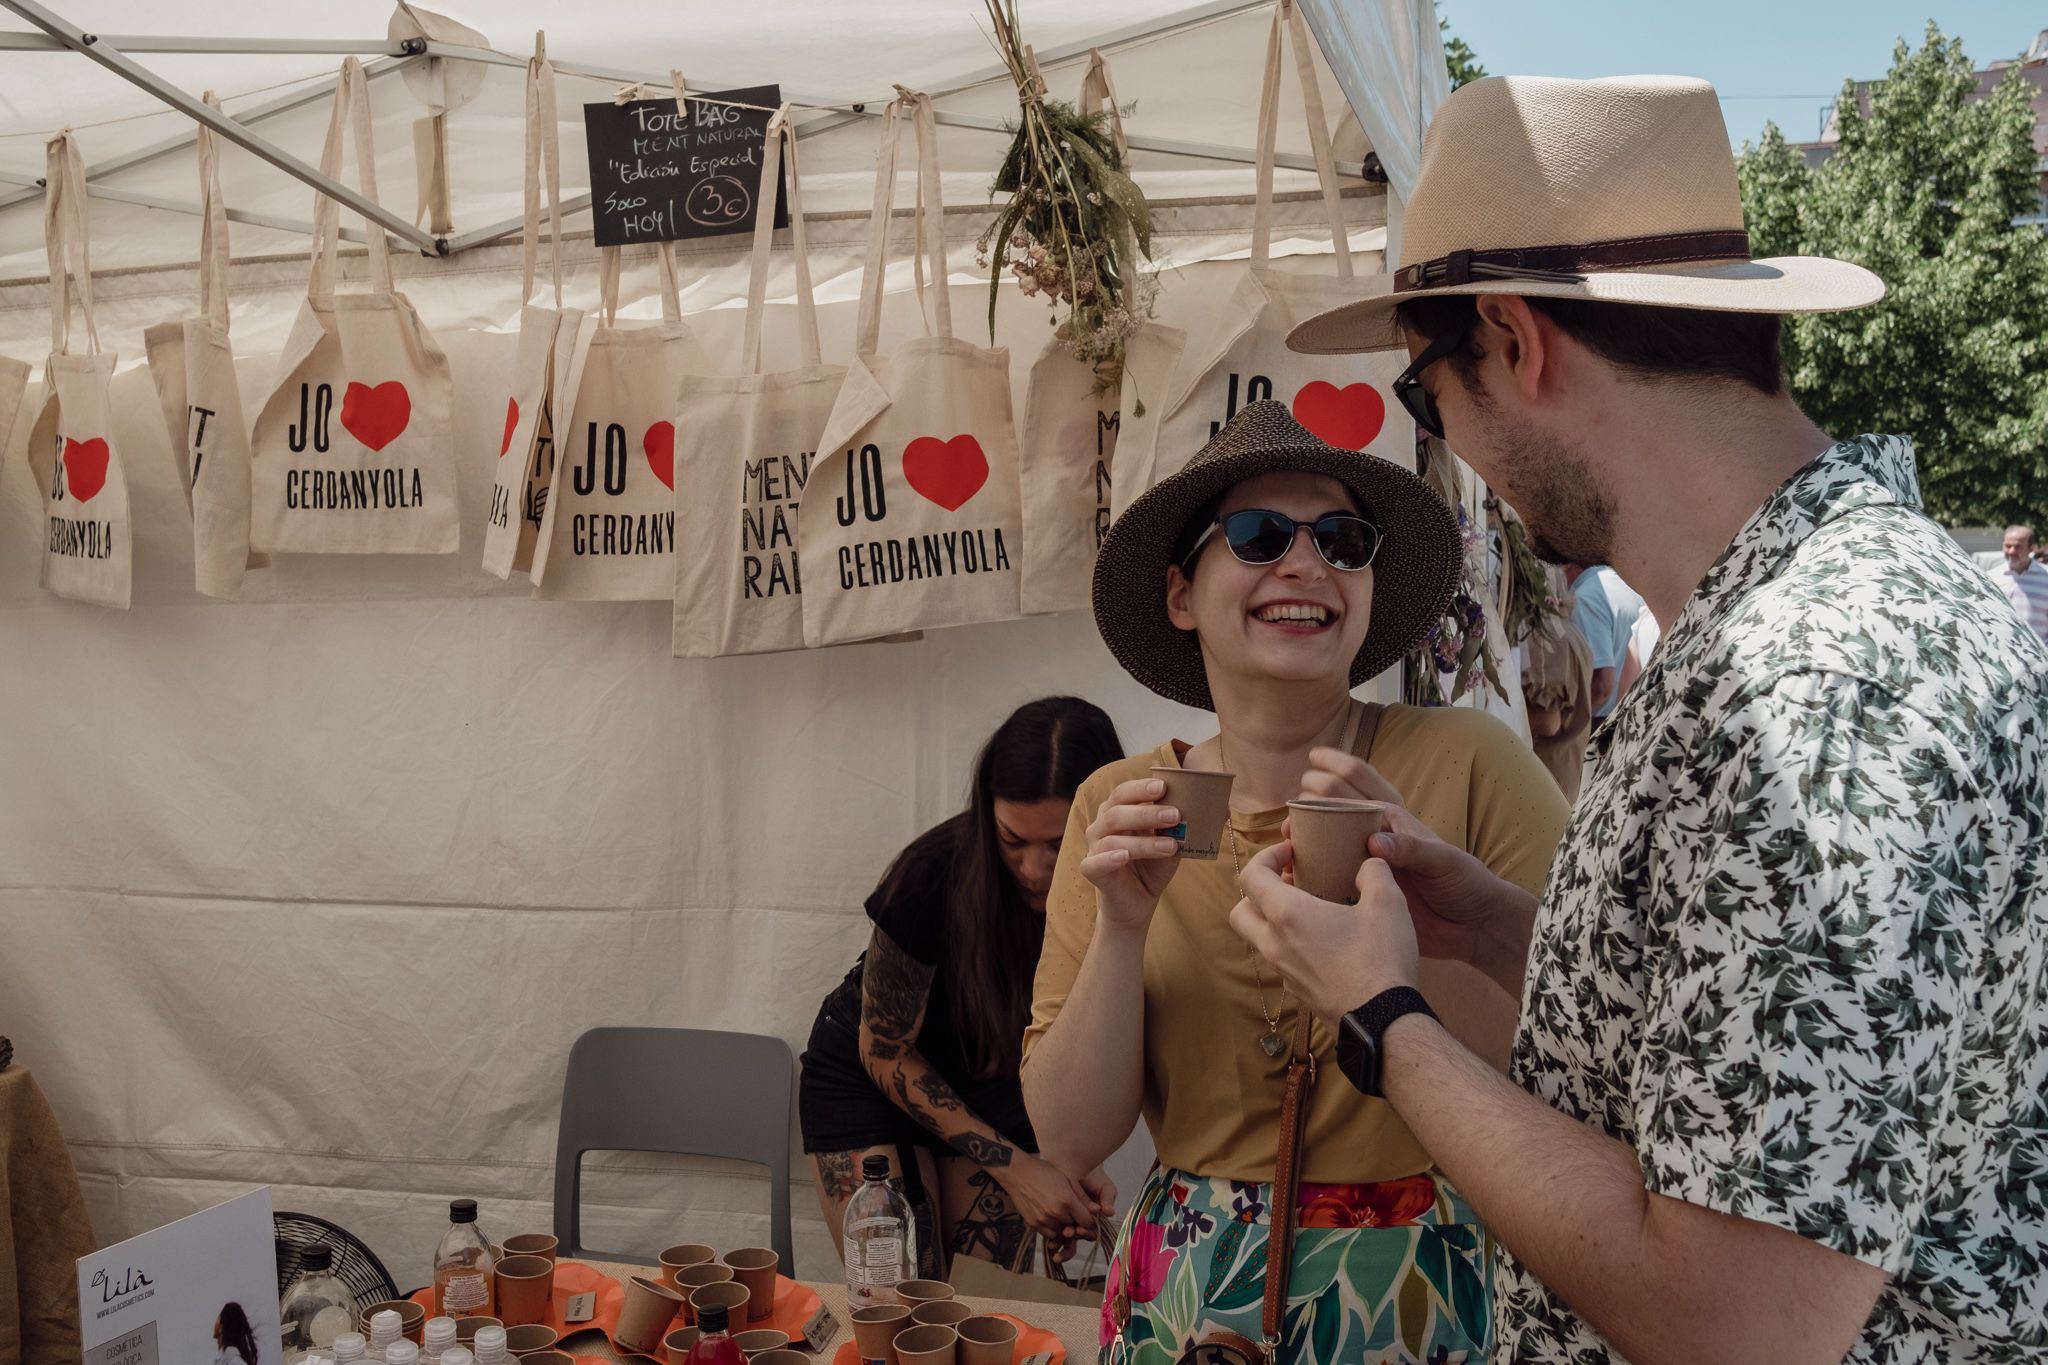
[1021,400,1567,1363]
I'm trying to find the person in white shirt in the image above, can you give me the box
[1991,524,2048,645]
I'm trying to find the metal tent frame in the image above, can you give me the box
[0,0,1383,259]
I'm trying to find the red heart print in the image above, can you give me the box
[339,380,412,452]
[902,434,989,512]
[644,421,676,490]
[1291,381,1385,451]
[499,397,519,457]
[62,436,109,502]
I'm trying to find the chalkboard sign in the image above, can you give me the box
[583,83,789,247]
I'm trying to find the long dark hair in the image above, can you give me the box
[877,697,1122,1080]
[217,1303,259,1365]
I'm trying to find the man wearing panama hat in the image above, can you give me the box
[1230,74,2047,1363]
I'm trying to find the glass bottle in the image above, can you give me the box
[280,1246,359,1364]
[842,1155,915,1309]
[682,1305,744,1365]
[433,1200,496,1318]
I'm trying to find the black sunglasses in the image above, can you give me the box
[1391,321,1475,440]
[1180,508,1383,573]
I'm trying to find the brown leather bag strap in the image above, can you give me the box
[1261,1010,1317,1351]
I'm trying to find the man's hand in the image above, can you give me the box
[1364,805,1526,972]
[1230,841,1418,1020]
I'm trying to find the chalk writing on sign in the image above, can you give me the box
[583,84,788,247]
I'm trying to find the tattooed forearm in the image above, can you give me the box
[950,1133,1015,1168]
[913,1070,966,1113]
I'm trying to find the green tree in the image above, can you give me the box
[1737,24,2048,526]
[1441,16,1485,90]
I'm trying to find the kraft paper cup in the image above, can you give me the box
[688,1282,753,1337]
[893,1324,958,1365]
[910,1301,973,1329]
[673,1264,734,1325]
[662,1327,701,1365]
[1151,765,1235,860]
[752,1352,811,1365]
[361,1301,426,1344]
[659,1243,717,1288]
[955,1317,1017,1365]
[850,1304,912,1364]
[504,1233,559,1264]
[1286,798,1388,904]
[454,1317,502,1345]
[721,1248,780,1323]
[895,1279,955,1308]
[524,1353,576,1365]
[616,1275,687,1356]
[494,1255,554,1329]
[733,1329,790,1357]
[503,1325,559,1357]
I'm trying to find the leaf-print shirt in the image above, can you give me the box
[1494,436,2048,1363]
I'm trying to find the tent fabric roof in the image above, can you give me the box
[0,0,1444,281]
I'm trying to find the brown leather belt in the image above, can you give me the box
[1394,228,1753,292]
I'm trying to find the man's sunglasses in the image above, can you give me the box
[1180,508,1383,574]
[1391,321,1475,440]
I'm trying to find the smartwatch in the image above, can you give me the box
[1335,987,1437,1098]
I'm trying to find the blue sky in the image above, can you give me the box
[1437,2,2045,147]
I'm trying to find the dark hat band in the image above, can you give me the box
[1394,228,1752,293]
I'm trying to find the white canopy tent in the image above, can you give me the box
[0,0,1450,1287]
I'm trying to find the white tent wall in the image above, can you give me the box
[0,0,1450,1291]
[0,219,1395,1290]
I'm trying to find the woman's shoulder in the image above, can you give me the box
[1374,700,1526,759]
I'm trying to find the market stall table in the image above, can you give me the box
[568,1260,1101,1365]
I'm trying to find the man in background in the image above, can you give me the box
[1991,525,2048,645]
[1565,562,1645,717]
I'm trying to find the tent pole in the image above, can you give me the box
[0,0,447,256]
[0,55,422,215]
[0,33,413,54]
[0,170,362,243]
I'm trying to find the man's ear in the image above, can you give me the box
[1165,563,1198,631]
[1474,294,1551,407]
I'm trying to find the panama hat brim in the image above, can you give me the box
[1092,402,1460,712]
[1288,254,1888,355]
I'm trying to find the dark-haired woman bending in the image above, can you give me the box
[800,696,1124,1277]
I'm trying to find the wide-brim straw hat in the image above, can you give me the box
[1093,400,1458,711]
[1288,75,1886,355]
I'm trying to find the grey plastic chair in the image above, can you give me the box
[552,1026,796,1271]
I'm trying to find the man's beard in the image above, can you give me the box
[1486,413,1616,567]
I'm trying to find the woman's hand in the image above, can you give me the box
[1299,745,1406,804]
[1079,778,1183,931]
[994,1154,1105,1242]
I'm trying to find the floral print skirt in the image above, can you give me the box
[1099,1166,1491,1365]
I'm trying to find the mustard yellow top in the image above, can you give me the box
[1023,703,1569,1183]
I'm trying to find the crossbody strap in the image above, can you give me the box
[1258,700,1377,1351]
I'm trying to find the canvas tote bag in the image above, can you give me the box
[481,34,586,579]
[1015,50,1182,616]
[672,105,846,657]
[143,92,266,600]
[799,89,1024,646]
[24,132,131,608]
[1111,0,1409,520]
[249,57,457,555]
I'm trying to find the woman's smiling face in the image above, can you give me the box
[1165,471,1375,691]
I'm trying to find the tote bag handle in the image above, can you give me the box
[42,130,99,356]
[740,105,822,375]
[521,32,568,308]
[853,87,950,357]
[306,57,396,299]
[1249,0,1352,276]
